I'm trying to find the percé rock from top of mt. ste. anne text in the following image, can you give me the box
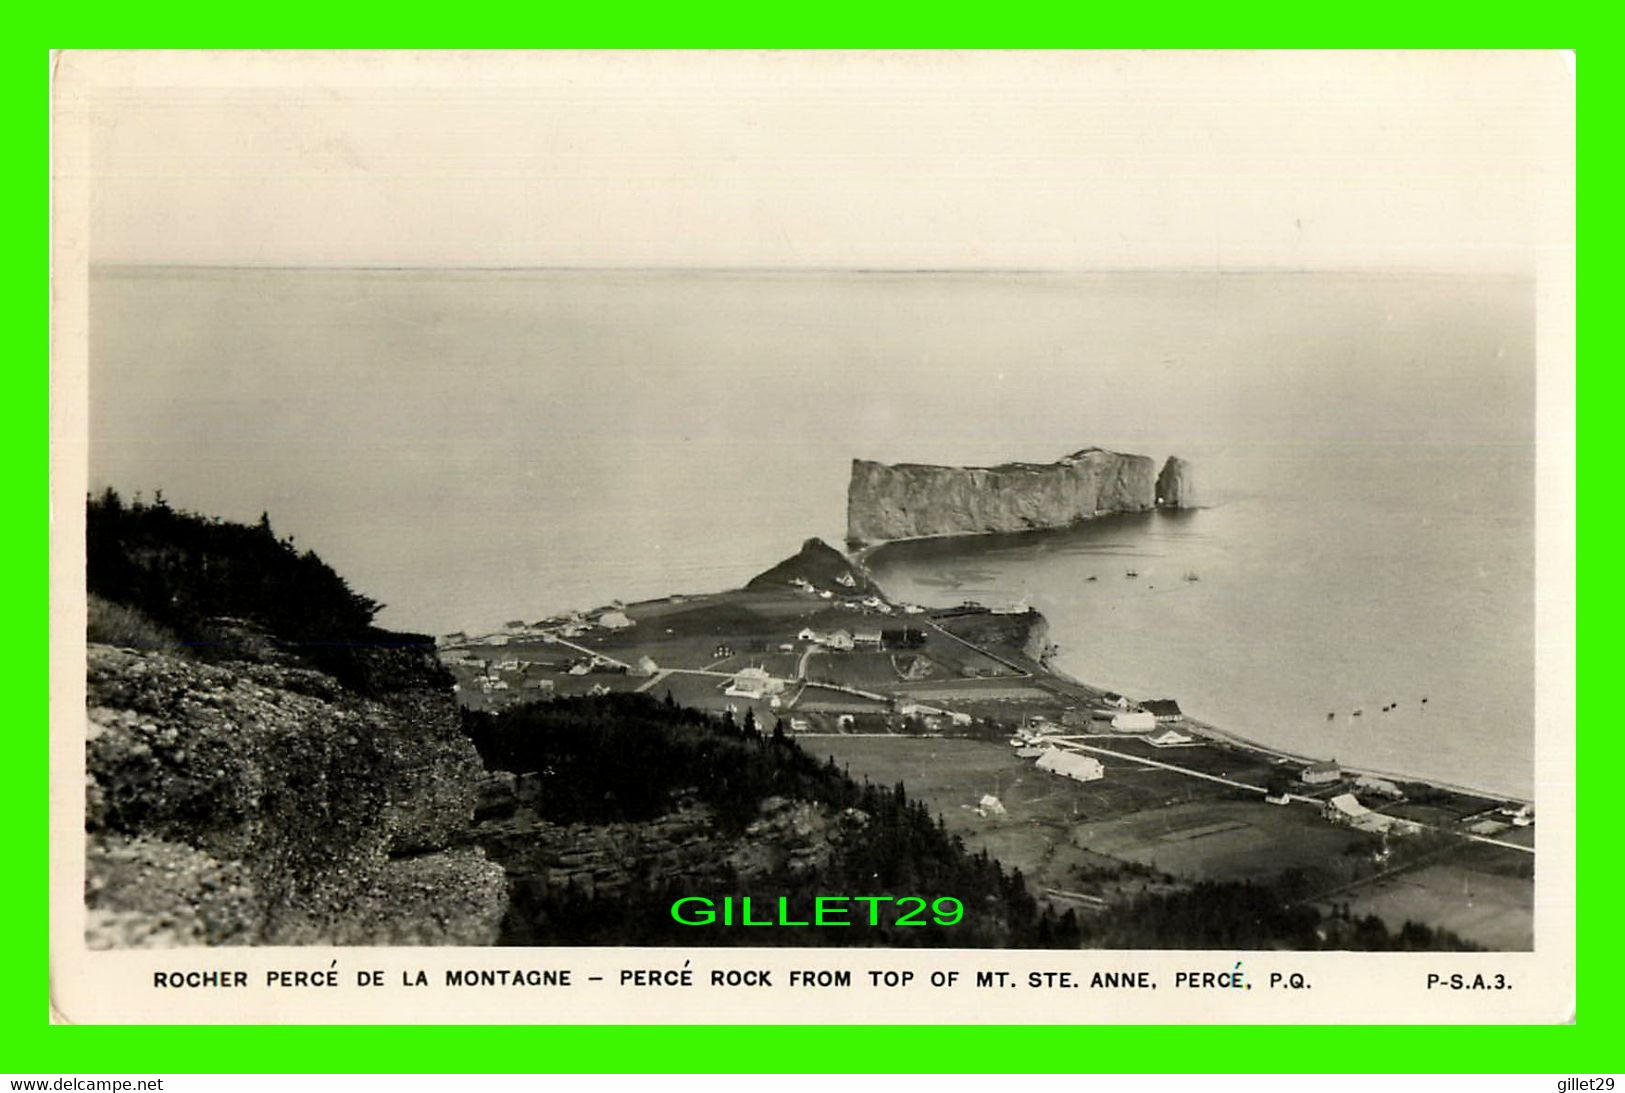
[1156,456,1194,509]
[847,447,1187,543]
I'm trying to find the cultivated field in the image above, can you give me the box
[1319,862,1534,950]
[1068,798,1372,881]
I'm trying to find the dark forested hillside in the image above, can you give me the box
[85,489,431,692]
[463,694,1074,948]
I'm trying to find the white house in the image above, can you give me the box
[1147,727,1194,747]
[1325,793,1370,823]
[1500,803,1535,826]
[1110,710,1156,733]
[1324,793,1407,834]
[1301,759,1342,785]
[597,610,634,630]
[825,630,855,651]
[1354,775,1403,798]
[1141,699,1184,723]
[978,794,1007,816]
[1035,749,1105,783]
[797,627,821,642]
[725,666,785,699]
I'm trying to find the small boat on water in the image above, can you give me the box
[1183,571,1200,582]
[1085,575,1098,583]
[1125,570,1139,578]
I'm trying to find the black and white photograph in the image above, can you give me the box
[50,50,1574,1023]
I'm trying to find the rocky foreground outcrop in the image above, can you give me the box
[847,447,1177,543]
[84,644,506,948]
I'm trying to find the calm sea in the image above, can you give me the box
[88,267,1535,797]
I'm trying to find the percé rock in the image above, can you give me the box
[847,447,1159,543]
[84,644,507,948]
[1156,456,1194,509]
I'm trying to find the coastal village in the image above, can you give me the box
[440,537,1536,950]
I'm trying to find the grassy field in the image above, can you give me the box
[820,737,1103,897]
[1068,798,1373,881]
[811,736,1254,901]
[811,735,1364,884]
[1319,862,1534,950]
[808,733,1534,948]
[792,685,893,713]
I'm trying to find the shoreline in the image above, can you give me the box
[847,506,1196,559]
[876,563,1533,809]
[1038,650,1530,805]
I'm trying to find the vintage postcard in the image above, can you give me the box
[49,49,1575,1024]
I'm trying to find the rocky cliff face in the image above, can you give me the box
[84,643,506,948]
[847,448,1159,543]
[1156,456,1194,509]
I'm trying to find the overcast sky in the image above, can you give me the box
[68,50,1572,273]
